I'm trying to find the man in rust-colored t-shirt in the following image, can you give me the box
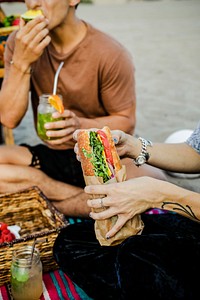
[5,22,136,150]
[0,1,165,216]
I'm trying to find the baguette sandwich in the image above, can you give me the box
[77,126,123,183]
[77,126,144,246]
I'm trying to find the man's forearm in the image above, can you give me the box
[79,111,135,135]
[0,67,30,127]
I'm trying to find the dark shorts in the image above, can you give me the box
[21,143,85,188]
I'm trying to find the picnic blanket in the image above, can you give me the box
[0,269,92,300]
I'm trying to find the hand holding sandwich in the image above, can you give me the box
[74,127,144,246]
[74,128,147,164]
[85,177,155,239]
[83,128,200,239]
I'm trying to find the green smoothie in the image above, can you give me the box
[37,113,62,140]
[37,94,64,141]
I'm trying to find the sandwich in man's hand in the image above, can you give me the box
[77,126,144,246]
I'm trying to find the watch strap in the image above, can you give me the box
[133,137,153,167]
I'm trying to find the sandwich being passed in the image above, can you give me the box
[77,126,144,246]
[77,126,124,184]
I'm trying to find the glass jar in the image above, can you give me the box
[37,94,63,140]
[10,246,43,300]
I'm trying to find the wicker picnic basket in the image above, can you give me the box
[0,186,69,286]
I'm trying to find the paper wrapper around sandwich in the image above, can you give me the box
[84,165,144,246]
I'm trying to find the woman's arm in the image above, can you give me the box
[85,177,200,238]
[83,126,200,238]
[111,130,200,173]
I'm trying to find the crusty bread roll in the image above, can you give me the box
[77,131,94,176]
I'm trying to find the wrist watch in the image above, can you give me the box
[133,137,153,166]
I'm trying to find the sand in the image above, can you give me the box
[1,0,200,191]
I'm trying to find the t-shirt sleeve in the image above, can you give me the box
[99,47,136,113]
[186,122,200,154]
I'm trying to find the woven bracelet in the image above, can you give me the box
[10,60,32,75]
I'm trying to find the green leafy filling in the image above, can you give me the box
[82,131,110,183]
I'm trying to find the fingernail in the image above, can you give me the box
[106,235,110,240]
[113,137,118,144]
[89,212,92,218]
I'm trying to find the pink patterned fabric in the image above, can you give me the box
[0,269,91,300]
[145,208,169,215]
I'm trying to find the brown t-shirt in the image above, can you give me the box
[5,22,136,148]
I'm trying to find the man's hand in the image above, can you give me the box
[43,109,81,147]
[11,16,51,73]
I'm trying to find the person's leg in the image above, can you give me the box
[0,163,89,215]
[0,145,32,165]
[117,214,200,299]
[0,145,89,216]
[53,222,121,300]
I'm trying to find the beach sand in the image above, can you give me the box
[2,0,200,191]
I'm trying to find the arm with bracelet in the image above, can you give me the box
[85,123,200,239]
[115,128,200,173]
[0,11,50,128]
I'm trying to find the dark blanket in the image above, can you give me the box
[54,214,200,300]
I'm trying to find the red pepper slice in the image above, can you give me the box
[97,130,114,166]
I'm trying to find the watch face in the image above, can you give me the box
[137,155,146,165]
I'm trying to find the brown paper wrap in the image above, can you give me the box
[84,165,144,246]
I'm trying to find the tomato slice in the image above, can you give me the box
[97,130,114,166]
